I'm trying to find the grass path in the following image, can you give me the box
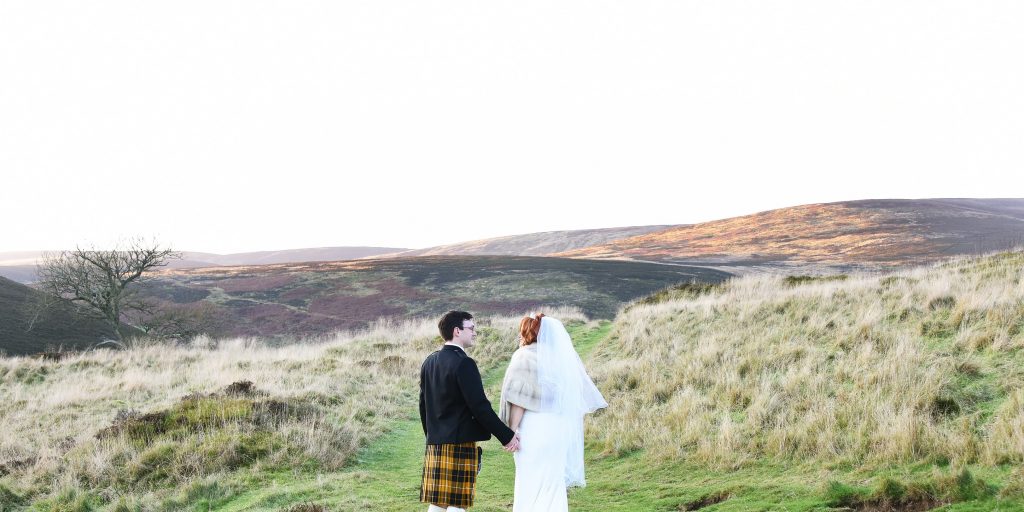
[213,322,614,511]
[213,321,1023,512]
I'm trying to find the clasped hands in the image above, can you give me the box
[502,432,521,452]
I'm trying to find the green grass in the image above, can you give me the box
[202,320,1024,512]
[201,321,612,511]
[10,318,1022,512]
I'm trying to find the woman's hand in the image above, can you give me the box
[503,432,521,452]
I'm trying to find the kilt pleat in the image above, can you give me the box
[420,442,481,508]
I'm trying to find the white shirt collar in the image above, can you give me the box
[443,342,466,353]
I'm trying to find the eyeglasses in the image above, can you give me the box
[459,325,476,332]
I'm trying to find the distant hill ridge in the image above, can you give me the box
[4,198,1022,284]
[0,247,408,284]
[556,198,1024,268]
[381,225,673,258]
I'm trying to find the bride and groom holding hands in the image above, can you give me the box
[419,310,607,512]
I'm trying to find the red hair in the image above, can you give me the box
[519,313,545,346]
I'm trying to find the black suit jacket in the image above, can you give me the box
[419,344,515,446]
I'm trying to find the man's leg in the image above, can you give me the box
[427,504,466,512]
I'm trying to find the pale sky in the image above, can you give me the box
[1,1,1021,254]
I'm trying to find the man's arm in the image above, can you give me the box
[455,358,516,445]
[419,364,428,437]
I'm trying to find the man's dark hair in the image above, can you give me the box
[438,310,473,341]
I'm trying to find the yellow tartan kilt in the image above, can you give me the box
[419,442,482,508]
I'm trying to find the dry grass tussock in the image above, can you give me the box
[0,306,584,508]
[589,250,1024,469]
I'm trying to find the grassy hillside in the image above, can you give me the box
[0,308,585,510]
[582,249,1024,509]
[4,251,1024,510]
[557,198,1024,270]
[0,277,118,356]
[142,255,730,338]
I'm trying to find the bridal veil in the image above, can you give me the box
[534,316,608,487]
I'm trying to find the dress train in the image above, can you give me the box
[513,410,569,512]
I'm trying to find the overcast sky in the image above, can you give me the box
[1,1,1020,253]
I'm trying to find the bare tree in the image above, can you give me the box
[37,239,181,340]
[133,302,225,341]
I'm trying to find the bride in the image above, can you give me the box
[499,314,608,512]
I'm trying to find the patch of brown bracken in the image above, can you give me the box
[34,351,75,362]
[379,355,405,370]
[281,502,329,512]
[223,380,257,396]
[0,456,38,477]
[678,491,730,510]
[843,497,949,511]
[95,411,175,440]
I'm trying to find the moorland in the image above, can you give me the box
[2,250,1023,510]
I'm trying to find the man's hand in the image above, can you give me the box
[503,432,521,452]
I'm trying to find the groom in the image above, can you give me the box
[419,310,520,512]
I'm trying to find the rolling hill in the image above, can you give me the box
[556,198,1024,271]
[141,255,730,338]
[0,247,408,284]
[8,198,1022,344]
[176,246,407,266]
[8,198,1021,286]
[0,266,37,284]
[381,225,672,257]
[0,277,119,356]
[4,251,1024,510]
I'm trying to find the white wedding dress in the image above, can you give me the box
[512,411,584,511]
[510,317,607,512]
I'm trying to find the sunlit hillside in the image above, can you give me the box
[585,249,1024,508]
[557,199,1024,270]
[384,225,672,258]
